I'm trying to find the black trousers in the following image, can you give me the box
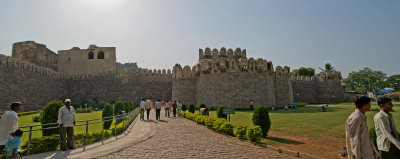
[380,144,400,159]
[156,109,161,120]
[146,109,151,120]
[173,108,176,117]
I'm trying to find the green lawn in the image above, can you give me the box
[197,102,400,140]
[18,110,112,144]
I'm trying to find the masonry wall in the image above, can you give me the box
[291,77,344,103]
[273,78,293,106]
[67,70,172,104]
[12,41,58,71]
[0,55,67,112]
[192,73,276,107]
[172,78,196,104]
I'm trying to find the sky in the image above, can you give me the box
[0,0,399,77]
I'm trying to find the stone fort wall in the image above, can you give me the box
[0,53,172,112]
[172,47,344,107]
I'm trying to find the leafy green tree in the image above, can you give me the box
[290,67,315,77]
[319,63,335,72]
[252,106,271,137]
[343,67,386,92]
[384,74,400,91]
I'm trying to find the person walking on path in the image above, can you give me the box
[0,102,21,154]
[58,99,76,151]
[5,129,23,159]
[374,97,400,158]
[155,100,161,120]
[139,98,146,120]
[145,97,152,120]
[345,96,379,159]
[172,101,177,117]
[177,101,182,117]
[164,100,170,117]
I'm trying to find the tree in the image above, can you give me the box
[41,101,64,136]
[102,103,113,129]
[290,67,315,77]
[343,67,386,93]
[252,106,271,137]
[319,63,335,72]
[384,74,400,91]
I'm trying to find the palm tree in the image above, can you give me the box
[319,63,335,72]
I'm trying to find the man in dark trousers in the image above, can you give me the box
[58,99,76,151]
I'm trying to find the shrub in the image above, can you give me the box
[205,117,216,129]
[234,125,248,140]
[252,106,271,137]
[21,134,59,155]
[189,104,195,113]
[246,126,263,142]
[114,101,125,115]
[17,110,42,117]
[41,100,64,136]
[216,106,227,119]
[200,104,206,109]
[219,121,234,136]
[32,115,41,122]
[382,92,400,101]
[76,107,93,113]
[182,104,187,111]
[102,103,113,129]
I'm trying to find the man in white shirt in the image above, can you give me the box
[58,99,76,151]
[0,102,21,154]
[345,96,379,159]
[374,97,400,158]
[145,97,152,120]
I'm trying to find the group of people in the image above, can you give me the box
[345,96,400,159]
[139,97,183,120]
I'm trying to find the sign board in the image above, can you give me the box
[222,108,235,114]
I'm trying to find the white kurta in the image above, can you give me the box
[0,111,18,145]
[57,106,76,127]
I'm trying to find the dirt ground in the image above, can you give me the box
[268,131,347,159]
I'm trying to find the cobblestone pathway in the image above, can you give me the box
[99,110,295,159]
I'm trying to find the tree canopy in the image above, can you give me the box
[343,67,386,92]
[290,67,315,77]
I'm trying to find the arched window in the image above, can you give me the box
[97,51,104,59]
[88,51,94,59]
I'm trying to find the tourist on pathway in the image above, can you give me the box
[5,129,23,159]
[0,102,21,154]
[164,100,170,117]
[145,97,152,120]
[155,99,161,120]
[172,101,177,117]
[374,97,400,158]
[139,98,146,120]
[249,100,254,110]
[345,96,379,159]
[177,101,182,117]
[58,99,76,151]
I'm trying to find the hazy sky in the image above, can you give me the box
[0,0,399,77]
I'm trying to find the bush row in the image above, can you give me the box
[181,111,262,142]
[75,107,93,113]
[381,92,400,101]
[20,110,139,156]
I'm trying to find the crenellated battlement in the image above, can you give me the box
[199,47,247,59]
[290,71,342,82]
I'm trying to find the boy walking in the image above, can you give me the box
[5,129,23,159]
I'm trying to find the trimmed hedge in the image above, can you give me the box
[102,103,113,129]
[182,111,234,136]
[189,104,195,113]
[246,126,263,142]
[41,101,64,136]
[182,104,187,111]
[216,106,227,119]
[75,107,93,113]
[252,106,271,137]
[234,125,248,140]
[32,115,41,122]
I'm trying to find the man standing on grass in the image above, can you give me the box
[345,96,379,159]
[0,102,21,155]
[58,99,76,151]
[374,97,400,158]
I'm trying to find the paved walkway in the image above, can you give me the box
[26,108,295,159]
[99,109,295,159]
